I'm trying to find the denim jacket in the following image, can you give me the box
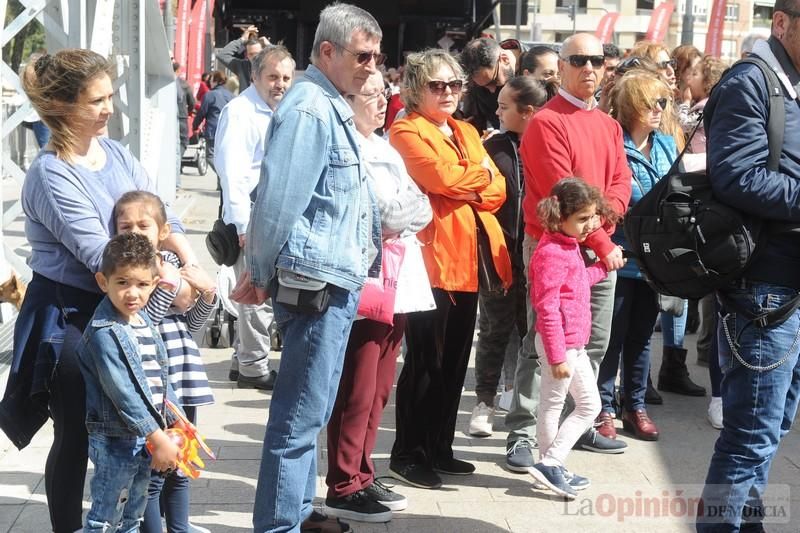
[248,65,381,291]
[78,297,181,438]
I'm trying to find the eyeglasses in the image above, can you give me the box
[427,79,464,95]
[615,56,643,76]
[561,54,605,68]
[337,45,387,66]
[652,98,668,111]
[658,59,677,70]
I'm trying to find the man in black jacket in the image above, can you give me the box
[698,1,800,530]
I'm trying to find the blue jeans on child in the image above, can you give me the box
[252,284,359,533]
[85,434,151,533]
[697,281,800,532]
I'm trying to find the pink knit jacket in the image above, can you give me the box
[531,231,607,365]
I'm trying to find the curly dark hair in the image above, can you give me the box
[537,178,621,233]
[100,233,158,277]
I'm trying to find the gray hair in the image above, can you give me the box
[310,3,382,65]
[251,44,296,79]
[402,49,464,115]
[460,38,500,79]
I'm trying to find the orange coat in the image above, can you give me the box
[389,113,512,293]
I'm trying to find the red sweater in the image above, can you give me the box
[532,231,607,365]
[520,94,631,259]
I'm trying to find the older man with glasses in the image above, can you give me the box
[504,33,633,475]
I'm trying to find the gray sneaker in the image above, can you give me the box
[505,439,537,473]
[530,463,577,500]
[562,468,591,490]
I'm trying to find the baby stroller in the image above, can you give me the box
[181,131,208,176]
[206,265,238,348]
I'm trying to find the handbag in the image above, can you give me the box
[357,239,406,325]
[657,294,686,317]
[205,195,240,266]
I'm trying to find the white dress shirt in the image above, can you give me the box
[214,85,274,235]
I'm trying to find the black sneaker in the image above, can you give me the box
[237,370,277,390]
[506,439,537,473]
[573,428,627,454]
[432,457,475,475]
[363,479,408,511]
[301,510,352,532]
[388,462,442,489]
[530,463,577,500]
[324,490,392,523]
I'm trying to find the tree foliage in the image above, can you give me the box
[2,0,46,74]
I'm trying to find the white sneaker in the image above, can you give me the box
[497,389,513,412]
[468,402,494,437]
[708,397,723,429]
[189,523,211,533]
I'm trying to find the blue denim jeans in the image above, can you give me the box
[697,281,800,532]
[252,284,359,533]
[85,434,152,533]
[598,278,660,412]
[660,300,688,348]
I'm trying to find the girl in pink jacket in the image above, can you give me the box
[529,178,622,499]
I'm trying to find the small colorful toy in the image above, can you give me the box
[147,400,216,479]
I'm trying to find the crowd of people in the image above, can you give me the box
[1,1,800,532]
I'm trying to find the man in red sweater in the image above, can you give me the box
[504,33,632,472]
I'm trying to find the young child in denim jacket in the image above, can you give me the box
[78,233,184,532]
[113,190,217,533]
[529,178,622,500]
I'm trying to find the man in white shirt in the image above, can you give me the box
[214,45,295,390]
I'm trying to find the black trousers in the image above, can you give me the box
[47,310,95,533]
[391,289,479,466]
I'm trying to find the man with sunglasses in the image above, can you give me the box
[248,4,383,533]
[698,1,800,531]
[460,37,519,132]
[505,33,632,473]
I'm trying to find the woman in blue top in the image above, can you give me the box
[192,70,234,172]
[0,49,197,533]
[596,71,677,442]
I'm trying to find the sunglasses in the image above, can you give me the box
[562,54,605,68]
[338,45,387,66]
[658,59,677,70]
[615,56,643,76]
[652,98,668,111]
[427,79,464,95]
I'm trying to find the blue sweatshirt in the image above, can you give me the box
[706,37,800,288]
[22,137,183,293]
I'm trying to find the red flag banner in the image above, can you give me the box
[187,0,208,96]
[705,0,727,57]
[646,1,675,42]
[174,0,190,68]
[595,12,620,43]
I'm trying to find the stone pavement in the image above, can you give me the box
[1,168,799,533]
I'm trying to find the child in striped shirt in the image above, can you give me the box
[114,190,217,533]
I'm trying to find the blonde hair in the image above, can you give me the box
[697,56,728,98]
[401,49,464,115]
[610,70,672,133]
[630,41,670,63]
[21,49,114,160]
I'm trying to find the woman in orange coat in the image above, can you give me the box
[387,49,512,490]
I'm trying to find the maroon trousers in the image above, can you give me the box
[326,315,407,498]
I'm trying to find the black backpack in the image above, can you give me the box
[623,56,786,302]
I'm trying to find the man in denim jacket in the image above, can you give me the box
[78,234,183,532]
[248,4,383,532]
[698,1,800,531]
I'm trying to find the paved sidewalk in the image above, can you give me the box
[1,169,798,533]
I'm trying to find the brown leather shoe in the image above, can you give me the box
[622,409,659,441]
[595,411,617,439]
